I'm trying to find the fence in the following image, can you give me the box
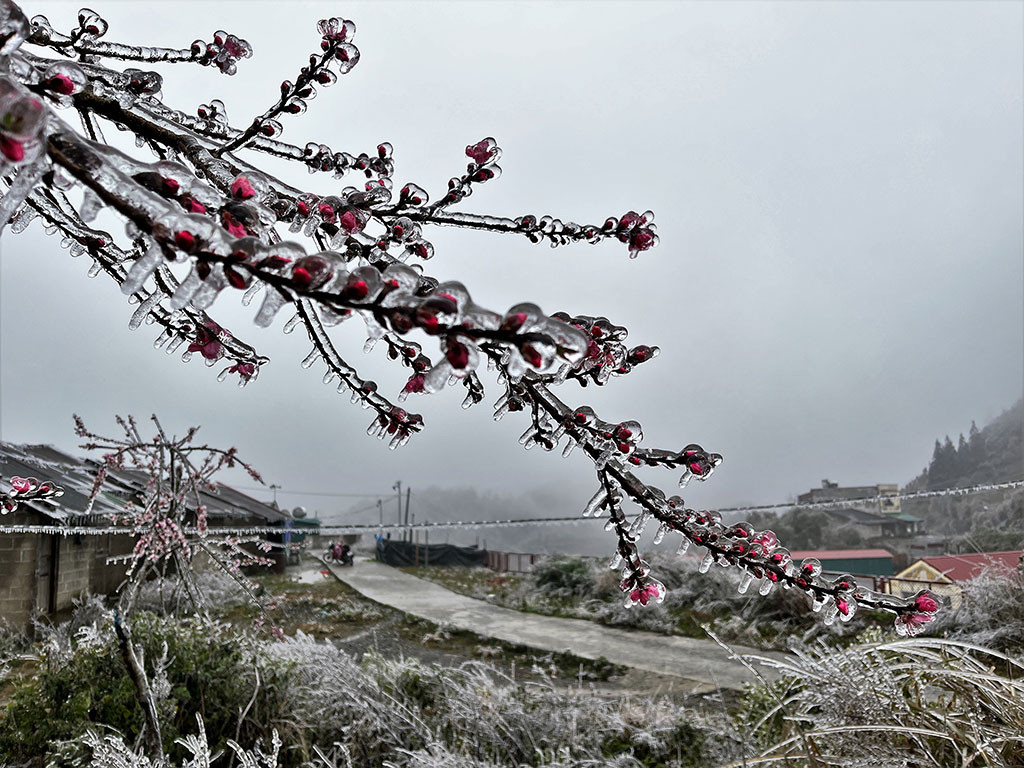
[486,550,538,573]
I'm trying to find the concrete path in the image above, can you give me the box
[326,558,782,693]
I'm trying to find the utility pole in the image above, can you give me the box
[377,498,383,532]
[405,486,412,542]
[392,481,402,528]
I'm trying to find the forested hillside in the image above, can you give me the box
[902,399,1023,549]
[751,400,1023,551]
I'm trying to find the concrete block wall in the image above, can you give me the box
[0,519,39,626]
[53,535,99,611]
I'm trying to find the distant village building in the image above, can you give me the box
[888,550,1023,607]
[0,441,289,628]
[788,548,894,577]
[798,479,923,539]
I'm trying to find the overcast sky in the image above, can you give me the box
[1,1,1021,531]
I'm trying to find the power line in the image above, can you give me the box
[2,480,1020,537]
[230,486,393,498]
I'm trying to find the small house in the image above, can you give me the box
[888,550,1023,607]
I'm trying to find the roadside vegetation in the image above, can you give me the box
[405,554,874,650]
[2,558,1022,767]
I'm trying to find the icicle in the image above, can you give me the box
[594,444,615,470]
[169,267,202,310]
[87,260,102,277]
[582,487,607,518]
[698,551,715,574]
[758,578,774,596]
[79,188,104,222]
[652,524,667,545]
[128,291,162,329]
[608,553,623,570]
[736,571,754,594]
[254,286,288,327]
[9,206,37,233]
[300,349,320,369]
[282,313,302,334]
[0,160,48,235]
[822,601,840,626]
[676,536,690,556]
[153,328,173,349]
[241,282,262,306]
[811,592,829,613]
[121,244,164,295]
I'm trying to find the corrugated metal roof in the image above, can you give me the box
[789,548,893,560]
[1,441,285,525]
[198,483,289,523]
[0,444,125,516]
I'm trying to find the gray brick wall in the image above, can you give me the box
[0,513,39,626]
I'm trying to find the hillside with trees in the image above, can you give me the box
[901,399,1023,550]
[749,400,1023,552]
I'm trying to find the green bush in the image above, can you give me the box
[533,557,594,599]
[0,613,290,766]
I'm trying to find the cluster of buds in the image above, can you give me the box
[623,574,665,608]
[316,16,359,72]
[437,138,502,207]
[366,406,424,450]
[603,210,659,258]
[191,30,252,76]
[2,475,64,514]
[623,443,724,486]
[551,313,660,386]
[302,141,393,179]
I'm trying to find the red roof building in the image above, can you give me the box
[910,551,1023,582]
[889,550,1022,605]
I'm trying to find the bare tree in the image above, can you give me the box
[0,0,939,651]
[73,413,269,763]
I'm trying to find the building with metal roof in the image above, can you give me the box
[0,440,290,627]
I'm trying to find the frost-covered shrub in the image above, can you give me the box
[932,566,1024,650]
[0,612,289,766]
[736,636,1024,768]
[265,632,732,768]
[533,557,594,599]
[134,568,249,616]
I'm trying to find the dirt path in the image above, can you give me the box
[326,559,783,694]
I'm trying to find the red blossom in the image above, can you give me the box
[466,138,496,165]
[228,362,256,381]
[895,612,934,637]
[188,321,224,360]
[231,176,256,199]
[0,136,24,162]
[46,74,76,95]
